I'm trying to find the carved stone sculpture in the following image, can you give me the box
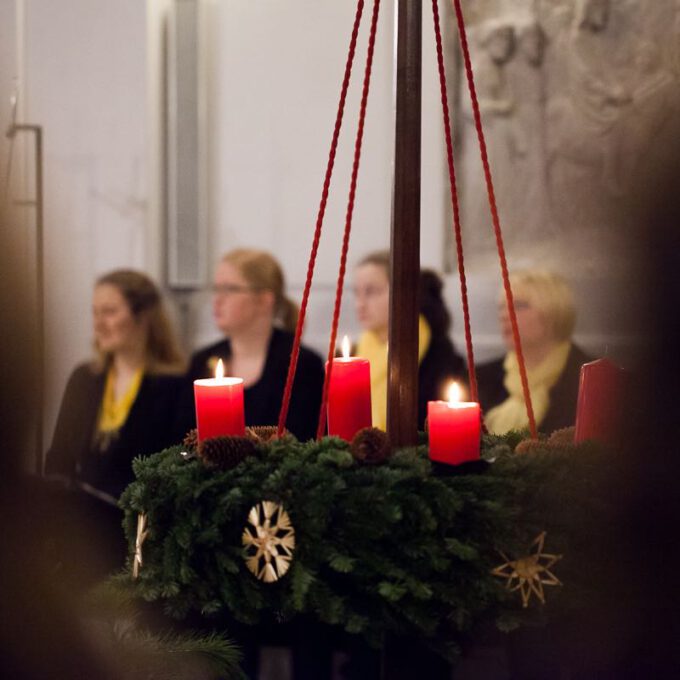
[455,0,680,267]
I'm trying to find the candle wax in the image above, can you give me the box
[327,358,372,441]
[428,400,481,465]
[574,358,626,445]
[194,377,245,442]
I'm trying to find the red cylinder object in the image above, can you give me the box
[327,358,372,441]
[428,400,481,465]
[574,358,626,445]
[194,377,245,442]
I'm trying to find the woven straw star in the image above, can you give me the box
[491,531,562,607]
[132,513,148,579]
[242,501,295,583]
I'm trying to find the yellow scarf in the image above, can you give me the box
[356,315,431,431]
[485,341,571,435]
[98,366,144,433]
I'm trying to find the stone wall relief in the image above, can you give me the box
[575,0,610,33]
[456,0,680,263]
[544,0,631,230]
[459,20,519,253]
[545,0,680,231]
[460,14,553,253]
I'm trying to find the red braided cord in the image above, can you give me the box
[431,0,478,403]
[277,0,366,437]
[450,0,537,438]
[317,0,382,440]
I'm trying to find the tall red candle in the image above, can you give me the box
[428,383,481,465]
[574,358,626,445]
[194,359,245,442]
[327,337,372,441]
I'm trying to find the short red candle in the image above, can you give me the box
[574,358,626,445]
[428,384,481,465]
[327,352,372,442]
[194,361,245,442]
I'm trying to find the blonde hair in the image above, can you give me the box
[358,250,391,280]
[508,269,576,342]
[221,249,299,332]
[94,270,186,374]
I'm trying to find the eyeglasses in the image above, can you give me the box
[498,300,532,313]
[211,283,259,296]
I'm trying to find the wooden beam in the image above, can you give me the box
[387,0,421,448]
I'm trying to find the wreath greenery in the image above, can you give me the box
[118,432,614,659]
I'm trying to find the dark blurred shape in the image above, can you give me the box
[622,115,680,676]
[0,182,115,677]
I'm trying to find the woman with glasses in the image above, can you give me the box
[477,269,589,435]
[185,248,328,679]
[186,248,324,442]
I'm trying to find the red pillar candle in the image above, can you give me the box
[428,383,481,465]
[194,359,245,442]
[574,358,626,445]
[327,336,372,441]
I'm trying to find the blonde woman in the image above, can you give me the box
[46,270,186,499]
[477,269,589,435]
[45,270,187,577]
[187,249,324,441]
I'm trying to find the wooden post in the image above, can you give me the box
[387,0,421,448]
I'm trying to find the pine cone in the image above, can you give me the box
[548,426,576,447]
[246,425,290,443]
[198,436,257,470]
[183,428,199,451]
[514,438,547,455]
[351,427,391,465]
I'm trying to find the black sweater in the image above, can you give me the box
[418,335,466,429]
[185,328,324,442]
[45,364,187,499]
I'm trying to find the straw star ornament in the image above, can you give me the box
[242,501,295,583]
[491,531,562,607]
[132,513,149,579]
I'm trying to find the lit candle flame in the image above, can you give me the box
[215,358,225,380]
[342,335,351,360]
[447,382,461,404]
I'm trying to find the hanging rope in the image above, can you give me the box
[450,0,538,439]
[278,0,366,437]
[430,0,478,404]
[317,0,382,440]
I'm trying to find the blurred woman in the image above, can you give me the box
[477,269,589,435]
[45,269,187,575]
[353,251,465,430]
[186,248,324,441]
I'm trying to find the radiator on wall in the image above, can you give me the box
[166,0,208,290]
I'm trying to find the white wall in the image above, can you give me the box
[13,0,150,445]
[204,0,394,352]
[3,0,643,455]
[196,0,451,356]
[6,0,454,449]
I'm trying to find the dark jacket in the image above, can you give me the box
[418,336,466,429]
[45,364,187,499]
[185,328,325,442]
[476,343,590,435]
